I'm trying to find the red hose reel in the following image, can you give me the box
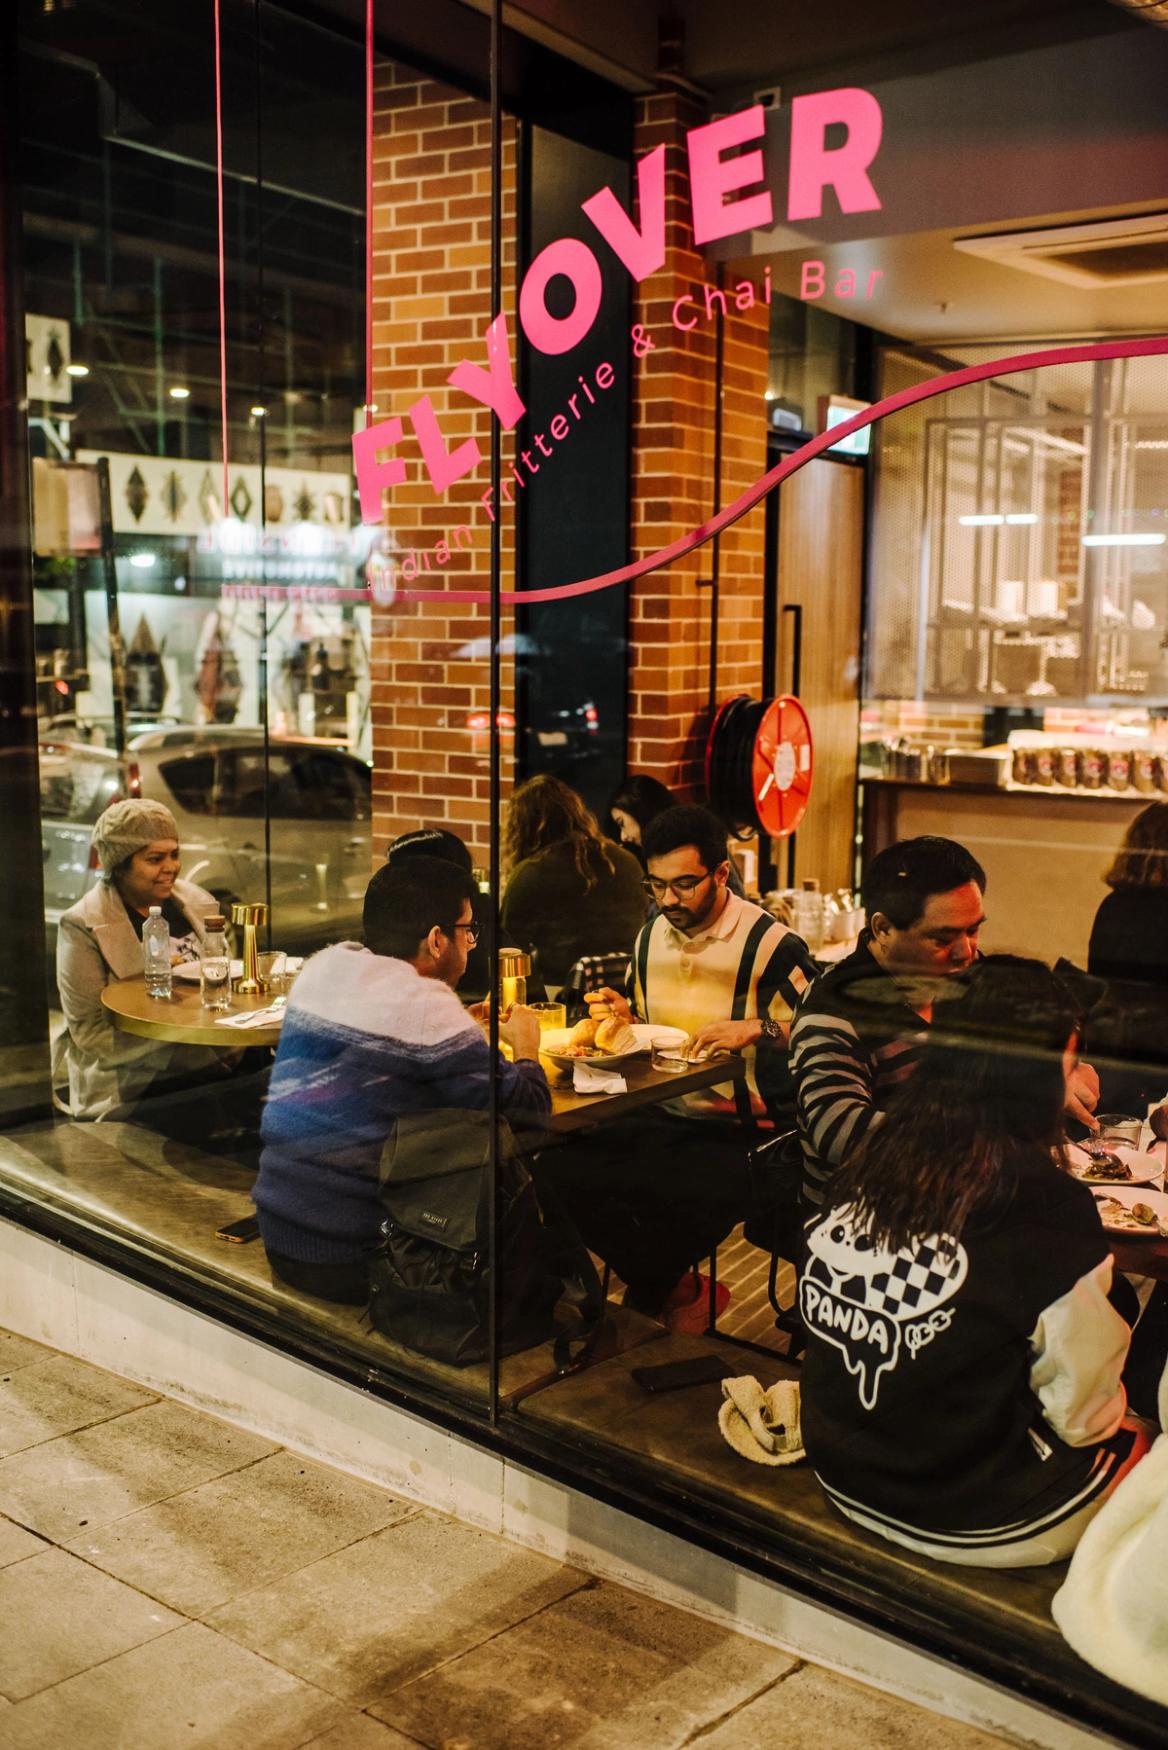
[704,693,814,838]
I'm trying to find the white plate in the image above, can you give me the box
[172,955,303,984]
[540,1022,687,1071]
[1068,1143,1165,1188]
[174,959,243,982]
[1089,1184,1168,1237]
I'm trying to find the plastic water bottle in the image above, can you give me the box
[791,878,825,953]
[200,914,232,1011]
[142,906,173,999]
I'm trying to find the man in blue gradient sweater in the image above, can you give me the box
[254,856,549,1305]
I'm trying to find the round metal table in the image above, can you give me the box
[101,976,284,1049]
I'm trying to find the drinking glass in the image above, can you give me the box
[528,1000,567,1031]
[1095,1114,1143,1148]
[257,950,286,992]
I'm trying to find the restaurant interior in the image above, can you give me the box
[3,1,1168,1743]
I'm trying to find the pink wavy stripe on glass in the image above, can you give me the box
[384,334,1168,607]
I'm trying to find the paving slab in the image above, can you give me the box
[207,1512,587,1706]
[302,1714,425,1749]
[0,1398,278,1541]
[0,1547,183,1701]
[696,1663,1010,1749]
[0,1354,156,1458]
[67,1448,419,1614]
[0,1514,47,1569]
[0,1621,344,1750]
[0,1332,53,1376]
[376,1576,797,1750]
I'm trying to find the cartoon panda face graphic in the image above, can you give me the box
[807,1211,903,1305]
[800,1204,969,1410]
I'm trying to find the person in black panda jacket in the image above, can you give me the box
[800,955,1154,1569]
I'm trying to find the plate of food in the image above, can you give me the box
[1067,1143,1164,1187]
[539,1019,687,1070]
[1090,1185,1168,1237]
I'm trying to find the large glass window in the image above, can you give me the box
[3,4,1168,1737]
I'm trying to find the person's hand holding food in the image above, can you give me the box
[1064,1058,1101,1132]
[499,1003,542,1062]
[685,1018,759,1059]
[585,986,632,1025]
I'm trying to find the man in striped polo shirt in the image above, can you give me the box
[789,835,1101,1213]
[789,838,987,1215]
[536,805,816,1328]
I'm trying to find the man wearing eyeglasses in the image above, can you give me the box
[537,804,817,1330]
[253,855,548,1305]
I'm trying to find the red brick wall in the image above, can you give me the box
[367,58,518,864]
[366,46,771,860]
[626,75,771,798]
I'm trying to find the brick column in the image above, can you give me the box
[367,60,517,863]
[627,41,770,798]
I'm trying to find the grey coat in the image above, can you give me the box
[53,876,228,1119]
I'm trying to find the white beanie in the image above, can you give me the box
[92,798,179,882]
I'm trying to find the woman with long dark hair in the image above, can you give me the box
[608,774,674,853]
[608,772,746,896]
[501,775,646,985]
[1087,800,1168,1112]
[801,955,1150,1567]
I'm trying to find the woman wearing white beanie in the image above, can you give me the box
[53,797,231,1118]
[1052,1359,1168,1706]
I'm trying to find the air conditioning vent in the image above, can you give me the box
[953,215,1168,287]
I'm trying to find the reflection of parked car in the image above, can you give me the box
[41,727,372,963]
[453,633,600,775]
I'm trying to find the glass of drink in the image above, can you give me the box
[257,950,286,992]
[528,1001,567,1031]
[1095,1114,1143,1149]
[651,1043,691,1074]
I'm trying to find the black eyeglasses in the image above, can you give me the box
[451,921,481,945]
[641,871,713,899]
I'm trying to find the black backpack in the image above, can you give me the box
[367,1108,602,1368]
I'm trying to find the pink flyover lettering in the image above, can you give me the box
[388,335,1168,606]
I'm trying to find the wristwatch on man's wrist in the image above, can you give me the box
[758,1016,784,1042]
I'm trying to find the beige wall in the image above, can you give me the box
[868,785,1146,970]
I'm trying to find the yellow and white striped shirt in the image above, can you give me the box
[627,893,816,1121]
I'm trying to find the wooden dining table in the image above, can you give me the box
[101,975,285,1050]
[546,1051,745,1134]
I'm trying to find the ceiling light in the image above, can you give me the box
[169,385,191,401]
[1081,533,1167,547]
[128,551,156,568]
[66,362,89,378]
[1005,513,1039,525]
[959,514,1004,526]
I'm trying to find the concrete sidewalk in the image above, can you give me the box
[0,1326,1008,1749]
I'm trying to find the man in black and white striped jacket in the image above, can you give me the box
[790,838,985,1212]
[790,836,1102,1212]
